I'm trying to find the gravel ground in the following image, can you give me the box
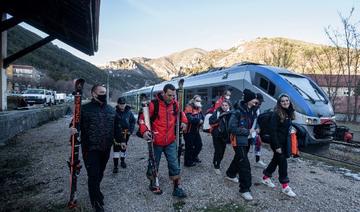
[1,116,359,212]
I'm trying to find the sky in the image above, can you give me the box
[22,0,360,66]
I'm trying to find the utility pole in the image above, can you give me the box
[106,70,112,103]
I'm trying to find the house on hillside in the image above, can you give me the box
[6,65,43,93]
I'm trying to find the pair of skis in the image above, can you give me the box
[67,79,85,208]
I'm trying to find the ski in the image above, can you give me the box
[176,79,185,165]
[67,78,85,208]
[142,101,160,189]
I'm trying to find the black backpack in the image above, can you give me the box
[257,111,274,144]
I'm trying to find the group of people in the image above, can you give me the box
[72,83,297,211]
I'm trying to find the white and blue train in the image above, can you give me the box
[121,62,336,146]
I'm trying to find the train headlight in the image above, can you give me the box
[305,118,318,125]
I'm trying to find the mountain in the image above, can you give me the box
[7,26,160,95]
[104,37,330,81]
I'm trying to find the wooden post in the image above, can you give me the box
[0,13,8,111]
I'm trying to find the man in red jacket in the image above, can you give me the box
[139,84,188,198]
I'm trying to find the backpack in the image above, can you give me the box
[257,111,274,144]
[136,99,177,138]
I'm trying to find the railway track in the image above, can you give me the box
[330,140,360,148]
[301,150,360,172]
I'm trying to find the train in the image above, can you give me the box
[121,62,336,146]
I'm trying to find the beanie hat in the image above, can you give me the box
[243,89,256,103]
[117,97,126,104]
[256,93,264,102]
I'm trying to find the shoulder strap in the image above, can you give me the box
[150,99,159,123]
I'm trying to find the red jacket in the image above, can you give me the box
[139,92,188,146]
[207,96,225,114]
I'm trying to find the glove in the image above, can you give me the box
[143,131,153,141]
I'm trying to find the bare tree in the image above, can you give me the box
[263,39,295,69]
[325,7,360,121]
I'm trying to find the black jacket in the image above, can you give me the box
[228,101,257,146]
[209,107,231,139]
[269,111,292,151]
[114,105,136,143]
[80,99,116,152]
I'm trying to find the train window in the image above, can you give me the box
[260,78,269,90]
[259,77,276,96]
[269,82,276,96]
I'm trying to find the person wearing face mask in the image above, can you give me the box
[209,100,232,175]
[226,89,258,201]
[261,93,297,197]
[183,95,205,167]
[139,84,188,198]
[71,84,116,211]
[112,97,136,173]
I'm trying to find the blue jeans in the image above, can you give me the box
[147,141,180,180]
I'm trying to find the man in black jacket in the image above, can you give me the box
[71,84,115,211]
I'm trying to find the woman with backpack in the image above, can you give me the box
[209,100,231,175]
[261,93,297,197]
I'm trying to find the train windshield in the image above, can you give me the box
[280,74,327,103]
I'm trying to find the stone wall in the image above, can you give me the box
[0,104,70,145]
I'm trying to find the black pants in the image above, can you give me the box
[226,146,252,193]
[184,132,202,165]
[212,136,227,169]
[83,149,111,206]
[263,151,289,184]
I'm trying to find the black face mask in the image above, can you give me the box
[96,94,107,103]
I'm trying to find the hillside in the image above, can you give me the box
[7,26,160,95]
[104,37,332,80]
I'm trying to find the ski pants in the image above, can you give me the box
[226,145,252,193]
[263,151,289,184]
[83,149,110,206]
[184,132,202,165]
[212,136,227,169]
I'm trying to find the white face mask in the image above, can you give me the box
[225,96,230,100]
[194,102,202,108]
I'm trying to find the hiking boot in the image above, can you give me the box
[120,161,127,168]
[225,176,239,183]
[149,185,163,195]
[262,178,275,188]
[113,167,118,173]
[241,192,253,201]
[173,187,187,198]
[282,186,296,197]
[214,168,221,175]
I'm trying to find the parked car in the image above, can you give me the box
[22,89,54,106]
[55,93,67,104]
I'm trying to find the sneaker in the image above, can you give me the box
[241,192,253,201]
[225,176,239,183]
[149,185,163,195]
[282,186,296,197]
[255,160,267,168]
[113,167,118,173]
[262,178,275,188]
[214,168,221,175]
[173,187,187,198]
[120,161,127,168]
